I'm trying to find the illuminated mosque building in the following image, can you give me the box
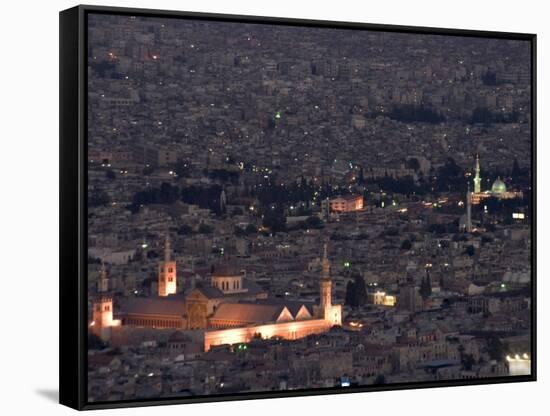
[470,154,523,205]
[90,239,342,351]
[460,155,523,232]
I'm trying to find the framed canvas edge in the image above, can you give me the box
[59,4,537,411]
[60,5,88,411]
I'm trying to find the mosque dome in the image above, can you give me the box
[491,177,507,195]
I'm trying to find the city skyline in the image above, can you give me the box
[86,12,533,403]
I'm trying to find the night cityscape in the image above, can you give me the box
[86,14,532,402]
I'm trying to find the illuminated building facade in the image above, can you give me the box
[329,194,364,212]
[90,265,121,338]
[371,290,397,306]
[91,240,342,351]
[506,354,531,376]
[203,318,335,351]
[90,292,122,339]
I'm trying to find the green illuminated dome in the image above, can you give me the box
[491,177,507,194]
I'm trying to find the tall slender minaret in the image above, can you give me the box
[315,242,342,326]
[320,243,332,311]
[158,233,177,296]
[91,261,121,338]
[473,154,481,194]
[92,262,113,333]
[97,261,109,293]
[466,183,473,233]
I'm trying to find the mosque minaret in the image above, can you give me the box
[158,233,177,296]
[466,183,473,233]
[473,153,481,194]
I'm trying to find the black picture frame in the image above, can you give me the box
[60,4,537,410]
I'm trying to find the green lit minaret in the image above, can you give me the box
[473,154,481,194]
